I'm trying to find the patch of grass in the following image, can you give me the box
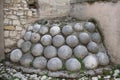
[116,73,120,78]
[75,57,85,74]
[62,61,66,70]
[103,70,111,76]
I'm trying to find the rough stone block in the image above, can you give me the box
[5,39,16,48]
[70,1,120,64]
[4,31,9,37]
[4,26,15,30]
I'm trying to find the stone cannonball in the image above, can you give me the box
[96,52,109,66]
[44,46,57,59]
[83,54,98,69]
[33,56,47,69]
[33,23,41,32]
[47,57,62,71]
[39,26,49,35]
[73,23,83,32]
[58,45,72,59]
[74,45,88,59]
[31,33,40,43]
[79,32,90,44]
[17,39,24,48]
[21,41,32,53]
[32,44,43,56]
[20,53,34,67]
[10,49,22,62]
[66,35,79,47]
[87,41,99,53]
[84,22,96,32]
[62,25,73,36]
[65,58,81,72]
[41,35,52,46]
[91,33,101,43]
[50,26,60,36]
[24,31,32,41]
[52,35,65,47]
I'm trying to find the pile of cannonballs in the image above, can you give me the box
[10,21,110,72]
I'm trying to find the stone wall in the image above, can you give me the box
[4,0,70,54]
[4,0,37,53]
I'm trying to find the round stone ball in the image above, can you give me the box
[66,35,79,47]
[21,41,32,53]
[83,54,98,69]
[31,33,40,43]
[10,49,22,62]
[58,45,72,59]
[66,58,81,72]
[41,35,52,46]
[24,31,32,41]
[74,23,83,32]
[17,39,24,48]
[47,57,62,71]
[32,44,43,56]
[39,26,48,35]
[91,33,101,43]
[20,53,34,67]
[96,52,109,66]
[62,25,73,36]
[84,22,96,32]
[74,45,88,59]
[52,35,65,47]
[50,26,60,36]
[33,56,47,69]
[79,32,90,44]
[44,46,57,59]
[87,41,99,53]
[33,23,41,32]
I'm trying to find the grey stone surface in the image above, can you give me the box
[24,31,32,41]
[73,45,88,59]
[33,24,41,32]
[86,70,95,76]
[20,53,33,67]
[96,52,109,66]
[21,41,32,53]
[62,25,73,36]
[84,22,96,33]
[33,56,47,69]
[83,54,98,69]
[65,58,81,72]
[73,23,84,32]
[32,44,43,56]
[47,57,62,71]
[17,39,24,48]
[79,32,90,44]
[66,35,79,47]
[44,46,57,59]
[91,33,101,43]
[31,33,41,43]
[50,26,60,36]
[52,35,65,47]
[39,26,49,35]
[58,45,72,59]
[41,35,52,46]
[10,49,22,62]
[87,41,99,53]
